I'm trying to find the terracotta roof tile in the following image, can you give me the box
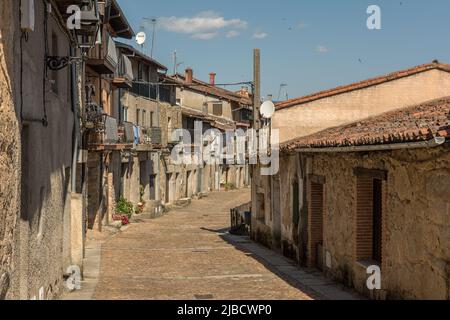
[276,61,450,110]
[168,75,253,106]
[280,97,450,152]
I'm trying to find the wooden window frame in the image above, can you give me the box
[354,167,387,268]
[213,103,223,116]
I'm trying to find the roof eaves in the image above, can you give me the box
[276,62,450,111]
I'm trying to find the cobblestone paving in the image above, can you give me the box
[92,190,314,300]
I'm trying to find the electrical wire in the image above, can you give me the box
[133,80,253,87]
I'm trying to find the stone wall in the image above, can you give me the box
[306,146,450,299]
[260,146,450,299]
[1,0,75,299]
[176,87,233,120]
[120,91,159,126]
[0,0,21,300]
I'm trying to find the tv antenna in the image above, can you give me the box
[143,17,158,58]
[172,50,184,75]
[278,83,288,101]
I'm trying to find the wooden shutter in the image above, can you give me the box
[356,176,374,261]
[355,169,385,264]
[309,181,324,267]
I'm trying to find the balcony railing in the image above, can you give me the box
[119,121,135,144]
[141,127,162,145]
[113,55,133,88]
[86,33,118,74]
[87,116,132,150]
[131,82,158,100]
[133,127,162,151]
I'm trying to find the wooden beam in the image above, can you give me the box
[109,13,121,20]
[354,167,387,180]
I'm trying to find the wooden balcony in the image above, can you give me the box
[86,33,118,75]
[135,127,162,151]
[87,116,132,151]
[113,55,133,88]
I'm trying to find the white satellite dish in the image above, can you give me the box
[136,31,147,45]
[260,100,275,119]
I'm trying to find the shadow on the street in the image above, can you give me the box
[200,227,230,234]
[216,231,325,300]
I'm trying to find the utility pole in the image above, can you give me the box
[253,49,261,130]
[251,49,261,239]
[173,50,177,75]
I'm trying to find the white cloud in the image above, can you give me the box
[253,32,268,39]
[226,30,240,38]
[157,11,247,40]
[316,45,329,53]
[191,32,218,40]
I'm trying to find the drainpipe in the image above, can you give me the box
[156,80,160,127]
[71,46,80,192]
[295,137,447,154]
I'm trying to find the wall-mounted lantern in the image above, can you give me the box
[75,0,101,51]
[46,0,101,71]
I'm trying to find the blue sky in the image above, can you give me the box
[117,0,450,100]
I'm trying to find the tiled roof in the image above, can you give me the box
[181,106,236,130]
[169,75,253,106]
[276,61,450,110]
[281,97,450,153]
[115,42,167,71]
[181,106,205,119]
[109,0,135,39]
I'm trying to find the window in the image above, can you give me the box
[150,111,154,127]
[142,110,147,127]
[355,168,386,264]
[136,109,140,125]
[122,107,128,122]
[213,103,222,116]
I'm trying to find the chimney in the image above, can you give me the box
[209,72,216,86]
[185,68,193,84]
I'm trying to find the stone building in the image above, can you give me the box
[112,42,180,216]
[281,97,450,299]
[273,61,450,143]
[168,68,252,199]
[0,0,100,299]
[251,63,450,299]
[79,0,134,233]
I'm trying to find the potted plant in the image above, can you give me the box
[115,197,134,225]
[224,182,236,191]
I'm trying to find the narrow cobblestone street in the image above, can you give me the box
[89,190,313,300]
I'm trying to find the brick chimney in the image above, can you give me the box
[209,72,216,86]
[185,68,193,84]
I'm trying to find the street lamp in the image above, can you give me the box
[46,0,101,71]
[75,0,101,51]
